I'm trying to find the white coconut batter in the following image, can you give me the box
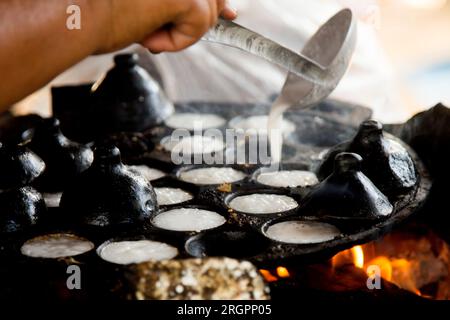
[162,135,225,155]
[267,104,291,165]
[152,208,226,232]
[257,170,319,188]
[230,115,295,137]
[21,234,94,259]
[265,221,340,244]
[98,240,178,265]
[43,192,62,208]
[228,194,298,214]
[179,167,246,185]
[155,187,193,206]
[165,113,226,130]
[128,165,166,181]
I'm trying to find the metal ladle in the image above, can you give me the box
[203,8,357,109]
[203,9,357,165]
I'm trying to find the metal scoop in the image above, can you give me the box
[203,8,357,109]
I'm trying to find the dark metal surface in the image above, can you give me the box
[0,99,432,300]
[137,100,431,266]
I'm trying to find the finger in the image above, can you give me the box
[141,30,169,54]
[216,0,226,13]
[221,3,238,20]
[141,28,198,53]
[207,0,219,27]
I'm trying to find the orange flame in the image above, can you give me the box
[366,256,393,281]
[332,245,422,296]
[276,267,290,278]
[390,259,421,296]
[259,269,277,282]
[331,245,364,269]
[260,266,291,282]
[352,246,364,269]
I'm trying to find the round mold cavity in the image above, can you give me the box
[227,192,299,215]
[20,233,95,259]
[125,156,176,175]
[154,187,194,207]
[96,235,179,265]
[151,205,228,234]
[165,113,227,131]
[151,176,201,201]
[185,227,271,259]
[160,135,226,156]
[252,163,319,189]
[228,115,296,137]
[224,189,300,228]
[176,165,248,186]
[127,164,167,182]
[261,218,342,245]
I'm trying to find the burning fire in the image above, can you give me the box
[259,269,278,282]
[259,228,449,300]
[331,231,450,299]
[276,267,290,278]
[332,244,423,295]
[331,245,365,269]
[260,266,291,282]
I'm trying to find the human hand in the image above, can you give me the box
[97,0,237,54]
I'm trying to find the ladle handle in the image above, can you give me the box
[202,19,327,86]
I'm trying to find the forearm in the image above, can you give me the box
[0,0,172,112]
[0,1,97,110]
[0,0,234,112]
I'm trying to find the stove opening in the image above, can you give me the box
[261,223,450,301]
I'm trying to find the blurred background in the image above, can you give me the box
[378,0,450,115]
[13,0,450,124]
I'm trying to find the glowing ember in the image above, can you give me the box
[331,229,450,299]
[332,246,423,295]
[260,269,278,282]
[276,267,290,278]
[259,266,291,282]
[366,256,393,282]
[332,245,364,269]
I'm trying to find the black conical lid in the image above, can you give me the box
[0,114,43,145]
[351,120,383,146]
[95,54,154,100]
[91,53,174,133]
[303,152,393,220]
[0,187,46,233]
[317,120,417,194]
[0,142,45,190]
[60,145,157,229]
[28,118,93,192]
